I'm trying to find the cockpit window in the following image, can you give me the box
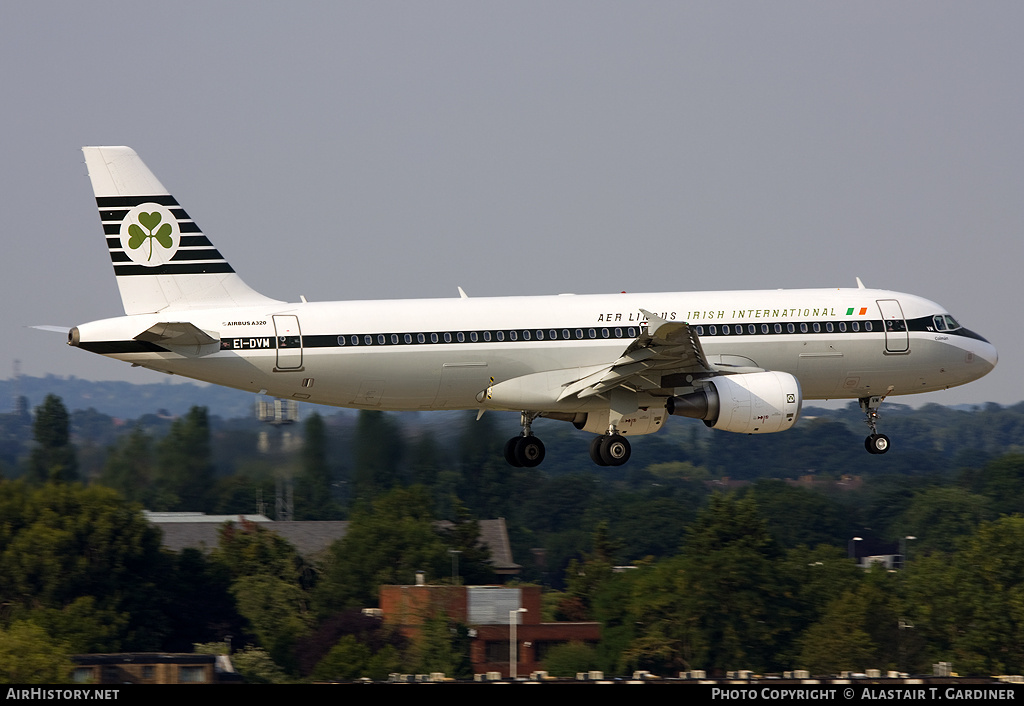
[932,315,946,331]
[944,315,961,331]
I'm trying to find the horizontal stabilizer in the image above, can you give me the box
[134,322,220,347]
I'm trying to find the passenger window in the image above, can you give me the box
[774,324,782,334]
[722,325,730,335]
[417,333,426,343]
[470,332,478,342]
[839,322,846,332]
[443,332,452,343]
[364,335,373,345]
[337,336,346,346]
[826,322,834,333]
[405,334,413,344]
[787,323,795,334]
[812,323,820,333]
[748,325,756,334]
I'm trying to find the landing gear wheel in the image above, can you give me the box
[504,437,523,467]
[514,436,546,467]
[599,434,631,467]
[589,436,608,466]
[865,434,890,455]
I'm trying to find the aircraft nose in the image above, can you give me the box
[968,331,998,374]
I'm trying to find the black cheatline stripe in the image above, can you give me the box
[291,319,895,350]
[113,262,235,276]
[179,234,212,247]
[78,341,169,354]
[170,249,226,261]
[106,235,215,251]
[95,195,179,208]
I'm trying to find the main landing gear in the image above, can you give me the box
[504,412,545,468]
[860,395,891,455]
[589,434,631,467]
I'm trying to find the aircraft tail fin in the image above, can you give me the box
[83,146,282,315]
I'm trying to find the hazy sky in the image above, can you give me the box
[3,2,1020,407]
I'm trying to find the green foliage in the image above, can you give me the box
[352,411,405,500]
[0,480,167,650]
[0,622,73,684]
[210,520,315,672]
[27,394,77,484]
[295,413,340,520]
[316,486,448,612]
[155,406,214,511]
[407,612,472,678]
[542,640,600,677]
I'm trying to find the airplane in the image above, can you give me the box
[64,146,997,468]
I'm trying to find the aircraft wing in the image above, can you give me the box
[558,309,713,401]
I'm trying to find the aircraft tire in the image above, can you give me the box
[599,435,631,467]
[589,436,608,466]
[504,437,523,467]
[515,436,545,468]
[865,434,891,455]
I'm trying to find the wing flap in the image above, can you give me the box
[559,309,713,401]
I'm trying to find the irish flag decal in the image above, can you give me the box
[846,307,868,316]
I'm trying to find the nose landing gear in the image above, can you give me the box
[860,394,891,455]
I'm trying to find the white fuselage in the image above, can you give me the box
[73,286,997,414]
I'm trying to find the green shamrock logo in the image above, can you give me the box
[127,211,174,262]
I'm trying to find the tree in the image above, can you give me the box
[316,486,448,612]
[210,520,315,672]
[0,622,72,684]
[155,406,214,511]
[676,493,791,672]
[295,413,339,520]
[351,411,405,501]
[27,394,77,483]
[0,480,168,650]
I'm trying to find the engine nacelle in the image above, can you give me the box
[666,371,802,434]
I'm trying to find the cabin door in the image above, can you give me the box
[876,299,909,353]
[273,315,303,370]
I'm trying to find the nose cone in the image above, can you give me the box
[964,329,998,377]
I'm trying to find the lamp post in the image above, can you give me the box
[900,535,916,569]
[448,549,462,585]
[848,536,863,563]
[509,608,527,679]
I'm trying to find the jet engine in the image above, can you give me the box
[666,371,802,434]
